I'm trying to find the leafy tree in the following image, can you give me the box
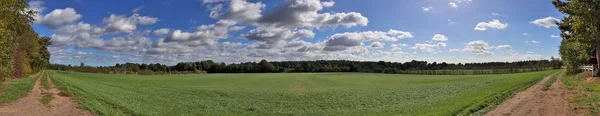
[259,59,276,72]
[553,0,600,75]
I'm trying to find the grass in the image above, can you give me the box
[542,71,561,91]
[0,72,40,104]
[40,72,53,106]
[561,72,600,115]
[40,72,50,90]
[41,92,53,106]
[50,70,557,115]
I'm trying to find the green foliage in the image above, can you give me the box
[51,60,559,75]
[40,92,53,106]
[259,59,276,72]
[0,0,50,80]
[560,72,600,115]
[50,70,556,115]
[0,72,37,104]
[542,72,560,91]
[554,0,600,75]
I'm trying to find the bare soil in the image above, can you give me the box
[0,74,93,116]
[486,72,588,116]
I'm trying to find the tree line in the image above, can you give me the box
[553,0,600,75]
[49,58,562,75]
[0,0,51,81]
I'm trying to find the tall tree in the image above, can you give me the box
[554,0,600,76]
[259,59,276,72]
[0,0,36,80]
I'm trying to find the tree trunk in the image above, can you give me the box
[596,48,600,77]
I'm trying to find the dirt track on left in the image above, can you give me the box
[0,72,93,116]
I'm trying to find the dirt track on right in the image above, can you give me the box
[486,72,587,116]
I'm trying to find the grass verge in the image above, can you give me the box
[0,71,40,104]
[40,72,53,106]
[41,92,53,106]
[562,72,600,115]
[542,71,561,91]
[457,71,558,115]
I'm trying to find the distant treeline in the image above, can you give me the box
[49,58,562,75]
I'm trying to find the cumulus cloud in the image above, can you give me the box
[39,8,82,28]
[323,29,413,51]
[370,41,385,48]
[103,14,159,33]
[207,0,369,47]
[153,28,170,35]
[530,17,561,28]
[131,6,144,13]
[474,19,508,31]
[209,0,265,23]
[411,34,448,53]
[422,7,433,11]
[449,2,458,8]
[526,40,540,44]
[244,27,315,45]
[491,12,501,16]
[450,40,511,56]
[321,1,335,7]
[27,1,46,23]
[495,45,511,49]
[163,20,241,47]
[432,34,448,41]
[412,43,445,53]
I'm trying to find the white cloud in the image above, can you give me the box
[324,29,413,51]
[324,29,412,51]
[27,1,46,23]
[474,19,508,31]
[244,27,315,45]
[103,14,159,33]
[432,34,448,41]
[321,1,335,7]
[551,34,560,38]
[526,40,540,44]
[496,45,511,49]
[491,13,500,16]
[412,43,445,53]
[530,17,561,28]
[450,40,510,56]
[131,6,144,13]
[522,33,529,36]
[202,0,228,4]
[209,0,265,23]
[153,28,170,35]
[39,8,82,28]
[370,42,385,48]
[422,7,433,11]
[412,34,448,53]
[448,19,456,24]
[449,2,458,8]
[137,16,159,25]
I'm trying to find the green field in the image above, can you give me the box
[50,70,557,115]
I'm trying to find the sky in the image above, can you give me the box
[29,0,565,66]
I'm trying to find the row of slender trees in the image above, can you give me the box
[0,0,51,81]
[49,58,562,75]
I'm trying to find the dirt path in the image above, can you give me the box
[486,72,586,116]
[0,72,93,116]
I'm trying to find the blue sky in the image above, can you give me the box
[30,0,564,66]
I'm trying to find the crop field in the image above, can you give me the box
[49,70,556,115]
